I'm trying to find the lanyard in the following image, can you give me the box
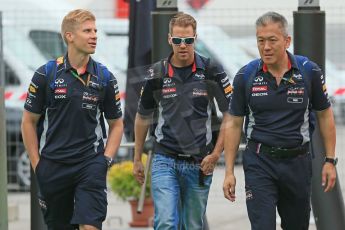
[282,69,296,85]
[70,70,91,86]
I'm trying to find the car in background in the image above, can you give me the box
[1,0,130,190]
[3,26,48,190]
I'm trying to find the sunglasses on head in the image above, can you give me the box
[171,37,195,45]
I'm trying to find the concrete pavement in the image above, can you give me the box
[8,165,317,230]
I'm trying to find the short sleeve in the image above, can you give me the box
[103,73,123,119]
[209,62,232,112]
[24,65,47,114]
[228,66,248,116]
[308,62,331,111]
[137,78,160,116]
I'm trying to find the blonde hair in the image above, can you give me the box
[61,9,96,44]
[169,12,197,35]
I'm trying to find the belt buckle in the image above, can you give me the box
[269,146,282,158]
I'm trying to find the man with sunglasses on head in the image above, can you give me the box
[223,11,337,230]
[133,12,231,229]
[21,9,123,230]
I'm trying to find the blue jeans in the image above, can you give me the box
[151,153,212,230]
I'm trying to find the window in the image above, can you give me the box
[29,30,66,59]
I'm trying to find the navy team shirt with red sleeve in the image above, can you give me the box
[229,51,330,148]
[138,53,232,156]
[24,55,122,163]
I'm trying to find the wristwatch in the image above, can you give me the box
[324,157,338,166]
[105,156,115,168]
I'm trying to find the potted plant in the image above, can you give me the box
[107,155,153,227]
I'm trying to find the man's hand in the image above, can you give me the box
[200,153,219,175]
[223,173,236,202]
[322,163,337,192]
[32,159,40,173]
[133,160,145,185]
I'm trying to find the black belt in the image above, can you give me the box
[247,140,309,159]
[156,152,201,162]
[154,142,213,163]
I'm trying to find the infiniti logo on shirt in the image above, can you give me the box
[254,76,263,82]
[163,78,172,84]
[55,78,64,84]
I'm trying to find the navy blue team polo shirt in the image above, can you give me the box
[138,53,232,156]
[24,55,122,163]
[229,51,330,148]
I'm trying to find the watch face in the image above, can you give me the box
[105,156,114,167]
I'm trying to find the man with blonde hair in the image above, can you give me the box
[134,12,231,229]
[21,9,123,230]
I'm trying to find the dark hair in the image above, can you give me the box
[256,11,288,37]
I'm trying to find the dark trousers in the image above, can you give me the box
[243,147,312,230]
[35,153,108,230]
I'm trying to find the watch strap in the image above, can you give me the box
[324,157,338,166]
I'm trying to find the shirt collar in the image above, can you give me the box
[260,51,297,73]
[166,52,206,77]
[63,53,96,75]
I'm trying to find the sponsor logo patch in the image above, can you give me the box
[29,85,37,93]
[54,78,67,88]
[254,76,264,82]
[222,81,230,87]
[221,76,229,83]
[55,88,67,94]
[251,92,268,97]
[82,103,96,110]
[287,87,304,95]
[224,85,233,94]
[54,94,67,99]
[55,78,64,84]
[82,92,98,102]
[194,72,205,80]
[162,88,176,94]
[30,81,38,88]
[162,93,177,99]
[287,97,303,103]
[192,88,208,96]
[163,78,172,84]
[293,73,303,80]
[252,86,267,92]
[148,68,154,78]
